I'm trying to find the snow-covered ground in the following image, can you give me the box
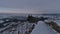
[0,14,60,34]
[44,20,60,27]
[53,20,60,26]
[0,20,60,34]
[0,21,36,34]
[30,21,59,34]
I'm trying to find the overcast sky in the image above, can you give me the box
[0,0,59,14]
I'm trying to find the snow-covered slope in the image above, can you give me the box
[53,20,60,26]
[30,21,59,34]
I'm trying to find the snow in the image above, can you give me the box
[16,22,35,34]
[0,20,60,34]
[0,20,4,23]
[0,21,36,34]
[30,21,59,34]
[44,20,52,23]
[54,20,60,26]
[44,20,60,27]
[3,23,9,26]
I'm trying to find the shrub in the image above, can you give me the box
[46,21,60,33]
[27,15,38,23]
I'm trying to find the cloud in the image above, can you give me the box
[0,0,59,14]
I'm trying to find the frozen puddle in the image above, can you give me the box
[30,21,59,34]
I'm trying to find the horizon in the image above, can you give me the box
[0,12,58,14]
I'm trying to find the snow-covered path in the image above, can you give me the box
[30,21,58,34]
